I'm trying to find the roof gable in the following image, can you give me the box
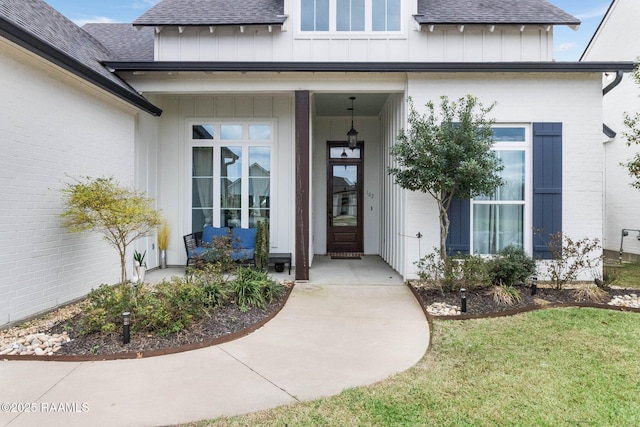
[83,24,154,62]
[0,0,161,116]
[415,0,580,26]
[133,0,286,27]
[0,0,117,74]
[581,0,640,61]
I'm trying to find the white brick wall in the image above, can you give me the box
[581,0,640,256]
[402,73,604,279]
[0,41,138,326]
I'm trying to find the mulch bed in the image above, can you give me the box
[3,285,292,362]
[5,281,638,362]
[411,283,640,319]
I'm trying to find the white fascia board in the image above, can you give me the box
[120,72,408,93]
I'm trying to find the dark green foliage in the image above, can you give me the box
[203,282,228,308]
[230,268,281,311]
[388,95,503,259]
[487,246,536,287]
[192,264,230,307]
[133,250,147,267]
[80,284,139,335]
[81,279,207,336]
[80,266,284,337]
[255,220,270,271]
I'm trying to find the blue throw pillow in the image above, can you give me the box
[202,226,230,244]
[232,227,257,250]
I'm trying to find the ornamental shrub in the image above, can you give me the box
[487,246,536,287]
[542,231,601,290]
[255,220,270,271]
[80,279,207,336]
[79,265,284,337]
[60,176,162,285]
[415,250,489,294]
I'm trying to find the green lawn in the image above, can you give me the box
[193,308,640,426]
[607,261,640,289]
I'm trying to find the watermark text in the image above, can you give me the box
[1,402,89,413]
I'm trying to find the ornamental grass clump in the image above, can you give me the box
[230,268,282,312]
[572,284,609,303]
[157,221,170,251]
[487,284,522,306]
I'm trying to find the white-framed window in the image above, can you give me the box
[471,126,531,255]
[189,121,274,233]
[301,0,401,32]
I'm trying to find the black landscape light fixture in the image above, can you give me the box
[460,288,467,313]
[530,276,538,296]
[122,311,131,344]
[346,96,358,150]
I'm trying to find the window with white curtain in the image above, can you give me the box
[301,0,401,32]
[471,127,530,254]
[190,122,273,233]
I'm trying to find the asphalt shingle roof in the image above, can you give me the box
[415,0,580,25]
[0,0,124,83]
[133,0,286,26]
[0,0,161,115]
[83,24,154,62]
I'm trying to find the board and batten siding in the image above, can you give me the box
[142,95,296,267]
[154,26,555,63]
[380,93,407,276]
[0,39,138,326]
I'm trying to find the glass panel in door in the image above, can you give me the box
[332,165,358,227]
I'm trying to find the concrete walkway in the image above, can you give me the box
[0,257,430,427]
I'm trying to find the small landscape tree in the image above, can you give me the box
[389,95,504,259]
[622,63,640,188]
[60,176,162,286]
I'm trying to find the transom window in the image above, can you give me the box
[471,126,530,255]
[301,0,401,32]
[190,122,273,233]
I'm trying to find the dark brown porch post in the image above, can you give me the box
[295,90,310,281]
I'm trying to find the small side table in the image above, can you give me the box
[268,253,292,275]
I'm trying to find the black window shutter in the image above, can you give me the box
[532,123,562,259]
[446,197,470,255]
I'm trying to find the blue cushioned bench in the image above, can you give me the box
[183,226,257,266]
